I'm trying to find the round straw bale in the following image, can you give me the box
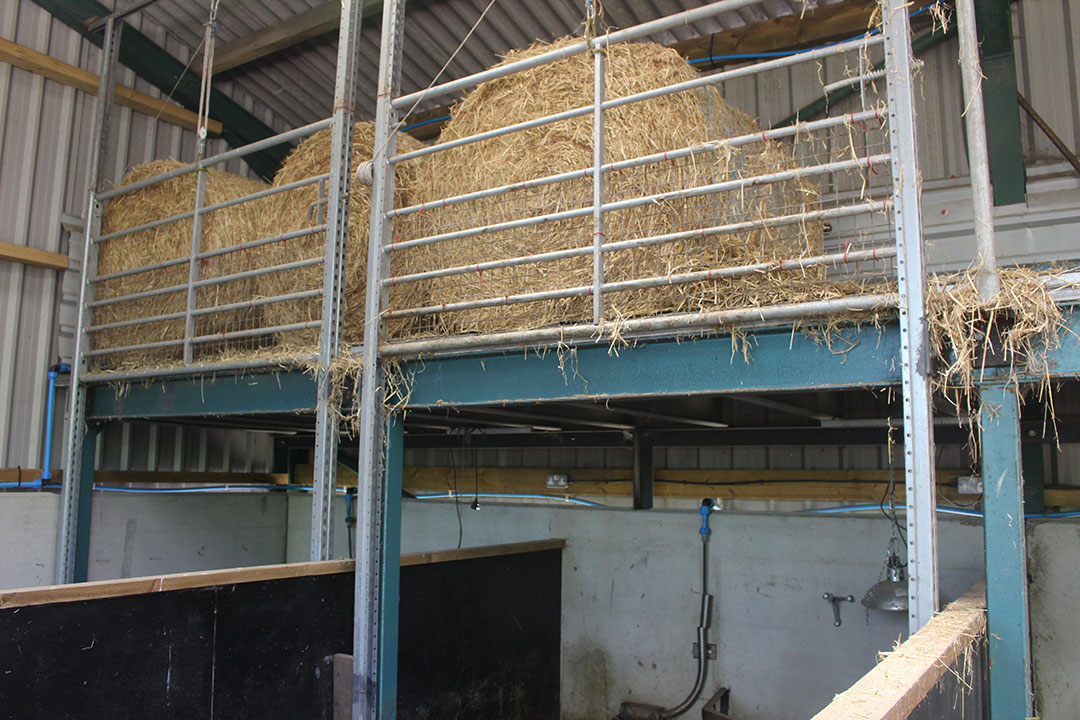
[95,160,269,369]
[404,38,824,336]
[254,122,425,346]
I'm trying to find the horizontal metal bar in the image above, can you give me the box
[389,109,882,219]
[189,289,323,317]
[199,173,331,216]
[95,255,188,283]
[392,35,883,165]
[380,294,897,357]
[93,224,326,284]
[600,199,889,254]
[89,282,188,307]
[387,245,896,319]
[97,118,332,201]
[81,355,318,384]
[388,153,891,252]
[191,320,321,344]
[90,256,323,308]
[823,69,887,94]
[191,256,323,289]
[87,309,185,333]
[98,208,196,243]
[199,118,333,170]
[86,337,183,357]
[97,163,196,202]
[386,200,887,287]
[196,224,328,261]
[391,0,769,110]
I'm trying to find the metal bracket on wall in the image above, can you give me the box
[691,642,717,660]
[823,592,855,627]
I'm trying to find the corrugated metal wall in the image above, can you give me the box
[0,0,288,469]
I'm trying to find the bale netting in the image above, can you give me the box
[402,38,825,336]
[94,160,269,370]
[254,122,425,347]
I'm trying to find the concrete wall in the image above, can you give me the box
[0,492,287,589]
[397,499,986,720]
[1029,520,1080,720]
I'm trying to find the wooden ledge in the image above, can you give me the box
[811,582,987,720]
[0,539,566,609]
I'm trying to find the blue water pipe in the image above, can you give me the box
[802,503,1080,519]
[699,497,713,535]
[38,362,70,486]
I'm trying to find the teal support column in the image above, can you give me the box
[73,422,101,583]
[975,0,1027,205]
[377,414,403,720]
[979,383,1034,719]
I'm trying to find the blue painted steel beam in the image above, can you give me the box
[979,382,1034,719]
[86,370,318,420]
[404,325,903,408]
[378,414,403,720]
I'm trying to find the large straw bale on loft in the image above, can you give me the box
[255,122,425,345]
[403,38,824,335]
[95,160,269,369]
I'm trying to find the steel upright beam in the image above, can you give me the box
[57,18,120,585]
[955,0,1001,301]
[974,0,1026,206]
[591,21,606,324]
[310,0,361,561]
[978,383,1034,719]
[881,0,939,633]
[354,0,405,716]
[377,413,403,720]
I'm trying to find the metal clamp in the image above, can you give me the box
[822,592,855,627]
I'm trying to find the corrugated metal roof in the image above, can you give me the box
[136,0,848,125]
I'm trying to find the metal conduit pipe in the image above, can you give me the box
[955,0,1001,300]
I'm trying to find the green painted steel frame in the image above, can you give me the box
[979,383,1034,719]
[975,0,1026,206]
[86,370,318,420]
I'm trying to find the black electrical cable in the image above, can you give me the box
[449,444,464,549]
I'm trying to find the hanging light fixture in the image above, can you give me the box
[863,473,909,612]
[862,538,908,612]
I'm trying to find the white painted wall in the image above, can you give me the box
[0,492,287,589]
[397,500,986,720]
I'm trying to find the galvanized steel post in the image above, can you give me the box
[978,383,1034,719]
[311,0,363,562]
[591,21,606,324]
[57,17,121,585]
[355,0,405,716]
[881,0,939,633]
[955,0,1001,301]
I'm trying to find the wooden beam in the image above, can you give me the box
[670,0,935,66]
[0,240,68,271]
[208,0,382,74]
[393,466,972,503]
[0,469,288,485]
[1042,486,1080,508]
[0,540,565,608]
[812,583,986,720]
[0,37,222,135]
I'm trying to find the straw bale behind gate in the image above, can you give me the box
[401,38,824,336]
[254,122,425,346]
[94,160,269,369]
